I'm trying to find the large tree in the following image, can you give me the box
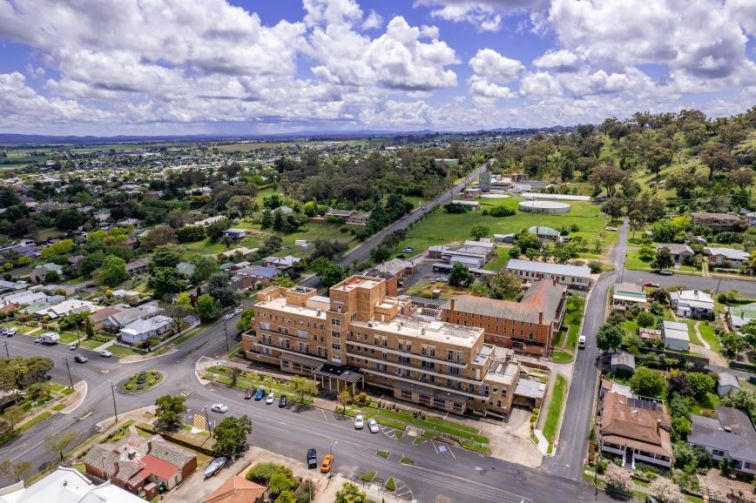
[155,394,186,430]
[141,225,177,251]
[630,367,666,398]
[207,272,237,307]
[213,415,253,458]
[196,294,220,321]
[291,377,318,404]
[44,432,78,460]
[651,246,674,271]
[701,143,737,180]
[588,164,627,198]
[97,255,128,287]
[596,324,623,352]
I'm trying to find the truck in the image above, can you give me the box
[38,332,60,345]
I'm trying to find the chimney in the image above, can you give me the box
[552,277,557,286]
[450,298,455,311]
[656,418,661,434]
[539,312,543,324]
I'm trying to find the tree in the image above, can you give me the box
[85,316,95,338]
[644,144,674,179]
[155,394,186,430]
[337,389,351,413]
[148,267,183,299]
[604,463,632,494]
[4,405,24,432]
[448,262,473,287]
[27,382,51,402]
[370,245,390,264]
[176,225,206,243]
[275,491,296,503]
[269,471,297,497]
[96,255,128,287]
[470,224,490,241]
[44,432,78,460]
[0,460,32,482]
[649,477,686,503]
[720,454,735,477]
[191,256,219,284]
[720,389,756,421]
[237,308,254,332]
[150,244,184,270]
[671,416,691,441]
[687,372,714,403]
[720,331,746,359]
[142,225,177,251]
[588,164,627,198]
[291,377,318,404]
[651,246,674,271]
[208,272,237,307]
[601,197,624,219]
[636,311,655,328]
[207,220,231,243]
[596,324,623,352]
[701,143,737,180]
[213,415,252,458]
[196,294,220,321]
[335,482,375,503]
[310,257,345,289]
[485,272,522,300]
[630,367,666,398]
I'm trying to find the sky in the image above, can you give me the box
[0,0,754,136]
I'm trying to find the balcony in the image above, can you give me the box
[346,340,468,368]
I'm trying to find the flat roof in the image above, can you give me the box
[331,275,382,292]
[506,258,591,278]
[352,316,484,347]
[259,296,326,319]
[515,379,547,399]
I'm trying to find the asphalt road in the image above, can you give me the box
[621,269,756,298]
[543,219,628,479]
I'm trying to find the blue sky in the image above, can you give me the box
[0,0,753,135]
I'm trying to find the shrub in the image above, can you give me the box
[637,311,655,328]
[246,462,290,485]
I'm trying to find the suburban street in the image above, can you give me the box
[622,269,756,298]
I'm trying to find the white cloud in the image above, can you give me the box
[413,0,545,32]
[303,0,363,27]
[469,48,525,81]
[533,49,582,72]
[362,9,384,30]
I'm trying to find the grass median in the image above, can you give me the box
[543,374,567,455]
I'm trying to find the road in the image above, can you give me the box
[300,161,490,288]
[622,269,756,297]
[0,308,619,502]
[543,218,628,479]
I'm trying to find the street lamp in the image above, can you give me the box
[109,380,119,423]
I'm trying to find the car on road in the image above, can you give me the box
[99,349,112,358]
[266,392,275,404]
[278,395,287,408]
[643,280,660,288]
[354,413,364,429]
[74,354,88,363]
[3,328,16,337]
[656,269,674,276]
[233,308,243,315]
[578,335,587,349]
[320,454,333,473]
[69,342,78,350]
[204,457,227,478]
[307,448,318,469]
[244,390,255,400]
[211,403,229,413]
[254,389,265,400]
[421,205,427,210]
[367,418,379,434]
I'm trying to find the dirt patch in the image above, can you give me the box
[702,469,756,503]
[477,408,543,467]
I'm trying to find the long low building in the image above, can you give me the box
[505,258,592,290]
[243,275,542,417]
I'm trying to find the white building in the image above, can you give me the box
[663,320,690,351]
[669,289,714,319]
[705,247,750,268]
[36,299,101,319]
[505,258,592,290]
[118,315,174,344]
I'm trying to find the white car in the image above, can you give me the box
[99,349,113,358]
[354,413,364,429]
[233,308,243,315]
[211,403,229,413]
[367,418,379,434]
[265,392,275,404]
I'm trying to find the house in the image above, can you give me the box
[506,258,592,290]
[687,407,756,475]
[662,320,690,351]
[125,259,149,277]
[597,391,673,469]
[726,302,756,333]
[118,315,174,344]
[528,226,562,243]
[264,255,302,271]
[612,283,648,309]
[103,302,162,332]
[717,372,741,396]
[323,209,370,226]
[610,352,636,374]
[364,258,415,296]
[655,243,693,265]
[692,212,747,232]
[704,247,750,268]
[82,435,197,493]
[111,289,140,303]
[88,305,126,331]
[203,476,266,503]
[36,299,101,320]
[0,289,49,307]
[175,261,196,278]
[669,289,714,319]
[222,228,246,240]
[230,266,279,290]
[194,215,226,227]
[0,466,146,503]
[30,263,65,283]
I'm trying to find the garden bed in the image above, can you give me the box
[118,370,164,394]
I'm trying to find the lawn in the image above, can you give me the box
[182,234,266,255]
[685,320,702,346]
[81,338,104,349]
[551,350,573,363]
[698,322,721,352]
[205,366,315,404]
[108,345,141,357]
[543,374,567,454]
[562,296,586,351]
[483,247,511,271]
[393,196,613,256]
[625,248,700,275]
[406,280,470,299]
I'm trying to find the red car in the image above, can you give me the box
[643,281,660,288]
[244,390,255,400]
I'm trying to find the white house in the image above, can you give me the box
[663,320,690,351]
[612,283,648,309]
[688,407,756,476]
[705,247,750,268]
[505,258,592,290]
[118,315,174,344]
[36,299,101,319]
[669,289,714,319]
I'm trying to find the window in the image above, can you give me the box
[400,389,412,400]
[260,322,270,330]
[421,361,435,370]
[527,333,534,341]
[331,318,340,326]
[419,394,430,404]
[453,402,462,412]
[448,367,460,376]
[331,343,341,350]
[433,398,445,408]
[331,331,340,338]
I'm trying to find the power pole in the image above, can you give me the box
[109,381,119,423]
[3,340,8,359]
[65,358,74,390]
[204,407,212,435]
[224,318,230,353]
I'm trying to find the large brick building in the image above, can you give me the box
[243,275,546,417]
[440,280,567,357]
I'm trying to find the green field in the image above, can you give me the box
[625,247,700,275]
[483,247,511,271]
[394,197,612,256]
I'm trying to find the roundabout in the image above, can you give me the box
[117,369,164,394]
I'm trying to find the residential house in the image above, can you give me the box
[662,320,690,351]
[88,305,126,331]
[322,209,370,226]
[230,266,279,291]
[82,435,197,493]
[30,263,65,283]
[692,212,748,232]
[0,289,49,307]
[597,391,673,468]
[203,476,266,503]
[506,258,592,290]
[704,247,750,268]
[669,289,714,319]
[438,239,496,269]
[612,283,648,309]
[264,255,302,271]
[528,226,562,243]
[364,258,415,296]
[726,302,756,333]
[36,299,101,320]
[125,259,149,277]
[194,215,226,228]
[655,243,693,265]
[222,228,246,240]
[687,407,756,475]
[441,279,567,357]
[118,315,174,344]
[0,467,146,503]
[717,373,741,396]
[103,302,162,332]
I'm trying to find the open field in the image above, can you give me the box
[393,197,613,256]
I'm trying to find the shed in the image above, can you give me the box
[663,320,690,351]
[717,372,741,396]
[610,352,636,374]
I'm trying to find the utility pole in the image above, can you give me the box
[4,340,8,359]
[109,380,119,423]
[224,318,230,353]
[64,357,74,390]
[204,406,212,435]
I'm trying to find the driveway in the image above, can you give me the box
[480,408,543,468]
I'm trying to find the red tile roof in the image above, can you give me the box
[140,454,178,482]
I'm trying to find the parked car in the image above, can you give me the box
[204,457,227,478]
[643,280,660,288]
[34,336,42,343]
[254,389,265,400]
[4,328,16,337]
[656,269,674,276]
[397,254,406,259]
[211,403,229,413]
[367,418,379,434]
[74,354,88,363]
[69,342,78,350]
[578,335,586,349]
[99,350,112,358]
[320,454,334,473]
[244,390,255,400]
[278,395,287,408]
[402,247,413,253]
[605,226,618,231]
[354,413,364,429]
[266,392,275,404]
[307,448,317,469]
[233,308,243,315]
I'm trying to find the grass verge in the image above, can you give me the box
[543,375,567,454]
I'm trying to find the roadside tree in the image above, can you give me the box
[44,432,78,460]
[291,377,318,404]
[213,415,253,459]
[155,394,186,430]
